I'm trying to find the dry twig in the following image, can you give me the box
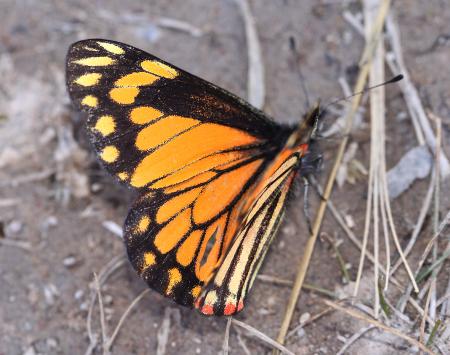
[222,317,232,355]
[234,0,265,109]
[325,300,436,354]
[232,319,296,355]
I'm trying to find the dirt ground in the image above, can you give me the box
[1,1,449,354]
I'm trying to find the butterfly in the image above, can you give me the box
[66,39,319,316]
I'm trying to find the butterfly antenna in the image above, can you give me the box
[323,74,403,111]
[289,36,311,110]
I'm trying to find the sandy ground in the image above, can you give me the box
[1,1,449,354]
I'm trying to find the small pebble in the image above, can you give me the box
[300,312,311,324]
[258,308,271,315]
[43,216,58,228]
[63,255,77,268]
[337,335,347,343]
[344,214,355,229]
[74,289,84,300]
[43,284,59,305]
[91,183,102,193]
[103,294,113,305]
[23,346,36,355]
[6,220,23,235]
[297,327,306,338]
[387,145,432,199]
[46,337,58,349]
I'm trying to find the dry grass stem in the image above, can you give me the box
[235,328,252,355]
[0,168,55,187]
[354,2,418,317]
[86,255,127,354]
[0,238,32,250]
[274,1,392,347]
[0,198,20,207]
[157,17,203,37]
[231,319,296,355]
[430,112,442,322]
[398,210,450,312]
[336,325,376,355]
[286,305,336,339]
[234,0,265,109]
[311,177,405,290]
[93,273,108,354]
[222,317,232,355]
[325,300,436,354]
[257,274,337,298]
[390,170,435,275]
[104,289,151,352]
[321,233,351,283]
[342,10,365,36]
[385,15,450,177]
[420,286,433,348]
[156,307,173,355]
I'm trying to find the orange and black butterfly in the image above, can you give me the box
[66,39,319,316]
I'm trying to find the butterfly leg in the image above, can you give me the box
[302,176,313,235]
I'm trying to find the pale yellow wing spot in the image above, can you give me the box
[109,87,140,104]
[100,145,119,163]
[191,285,202,298]
[73,56,116,66]
[204,290,218,306]
[117,172,129,181]
[81,95,98,107]
[136,215,151,233]
[141,251,156,271]
[141,60,178,79]
[115,72,158,87]
[74,73,102,86]
[130,106,163,124]
[166,268,182,295]
[93,115,116,136]
[96,41,125,55]
[84,46,99,51]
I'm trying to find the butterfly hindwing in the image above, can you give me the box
[195,149,305,315]
[124,156,270,306]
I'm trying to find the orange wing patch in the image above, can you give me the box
[130,124,258,188]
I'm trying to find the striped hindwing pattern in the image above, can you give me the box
[66,39,299,310]
[195,147,307,315]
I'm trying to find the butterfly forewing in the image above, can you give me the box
[66,40,290,190]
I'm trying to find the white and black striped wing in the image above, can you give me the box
[194,151,303,315]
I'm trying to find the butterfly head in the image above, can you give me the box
[286,102,322,153]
